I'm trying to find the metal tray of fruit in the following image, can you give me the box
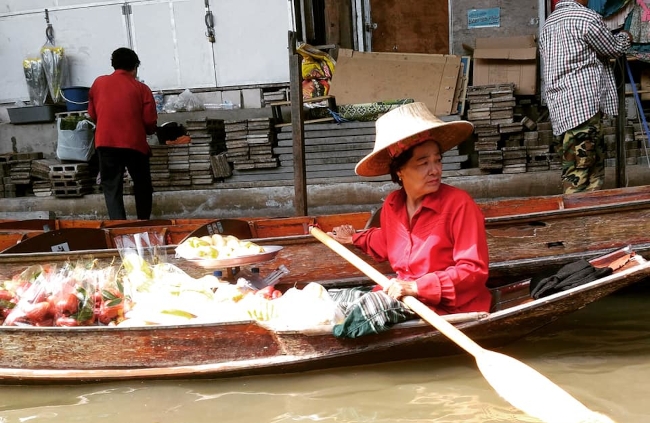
[183,245,284,268]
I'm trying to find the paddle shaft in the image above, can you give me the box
[310,226,616,423]
[310,227,483,357]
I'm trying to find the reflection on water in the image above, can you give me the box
[1,288,649,423]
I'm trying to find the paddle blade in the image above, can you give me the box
[476,350,615,423]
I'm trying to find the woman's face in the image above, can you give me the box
[396,140,443,201]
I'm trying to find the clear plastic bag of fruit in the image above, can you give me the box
[2,264,59,326]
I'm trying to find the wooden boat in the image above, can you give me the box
[0,245,647,383]
[2,185,650,283]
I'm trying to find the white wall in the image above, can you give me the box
[0,0,292,104]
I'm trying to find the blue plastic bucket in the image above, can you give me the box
[61,86,90,112]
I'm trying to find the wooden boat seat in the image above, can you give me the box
[102,219,173,228]
[490,280,532,312]
[179,219,255,244]
[0,219,55,231]
[0,233,27,252]
[0,228,110,254]
[488,246,637,312]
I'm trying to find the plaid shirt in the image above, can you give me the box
[539,0,630,136]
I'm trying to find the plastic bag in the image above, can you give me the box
[23,54,48,106]
[114,232,167,299]
[2,264,58,326]
[56,117,95,162]
[175,89,204,112]
[296,43,335,80]
[94,265,125,325]
[40,42,67,103]
[47,261,97,327]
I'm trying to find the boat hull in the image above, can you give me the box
[0,252,648,383]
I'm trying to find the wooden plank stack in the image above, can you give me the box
[226,118,470,183]
[466,83,517,172]
[187,119,224,186]
[465,83,559,174]
[225,118,278,171]
[0,159,8,199]
[224,120,249,169]
[0,153,44,197]
[530,121,559,171]
[167,144,191,188]
[31,158,58,197]
[149,145,170,190]
[273,121,377,181]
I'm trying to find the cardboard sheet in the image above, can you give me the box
[472,35,538,95]
[329,49,462,116]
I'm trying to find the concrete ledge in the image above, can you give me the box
[1,165,648,220]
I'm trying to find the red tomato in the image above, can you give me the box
[0,290,13,301]
[23,301,50,322]
[55,316,79,327]
[56,293,79,315]
[98,302,122,325]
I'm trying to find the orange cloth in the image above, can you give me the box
[166,135,191,145]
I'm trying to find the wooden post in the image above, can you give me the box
[289,31,308,216]
[615,56,627,188]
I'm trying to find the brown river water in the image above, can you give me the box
[1,285,649,423]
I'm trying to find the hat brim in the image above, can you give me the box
[355,120,474,177]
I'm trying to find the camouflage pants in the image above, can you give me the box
[559,114,605,194]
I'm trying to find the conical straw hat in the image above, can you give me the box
[355,102,474,177]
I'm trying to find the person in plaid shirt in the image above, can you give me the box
[539,0,632,193]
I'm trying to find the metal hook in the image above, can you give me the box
[44,9,55,44]
[204,0,215,43]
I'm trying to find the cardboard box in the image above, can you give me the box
[472,35,537,95]
[329,49,462,116]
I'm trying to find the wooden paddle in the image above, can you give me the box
[310,226,616,423]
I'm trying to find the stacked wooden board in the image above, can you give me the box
[31,158,58,197]
[227,119,469,184]
[0,152,45,197]
[187,118,226,186]
[224,118,278,171]
[465,84,560,173]
[150,145,171,189]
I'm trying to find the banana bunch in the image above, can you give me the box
[176,234,264,260]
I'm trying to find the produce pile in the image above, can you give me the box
[175,234,264,259]
[0,235,344,329]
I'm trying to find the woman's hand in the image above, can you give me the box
[329,224,356,244]
[384,278,418,300]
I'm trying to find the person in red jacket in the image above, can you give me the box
[88,47,158,220]
[330,102,490,337]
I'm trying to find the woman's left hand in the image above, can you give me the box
[384,278,418,300]
[329,224,356,244]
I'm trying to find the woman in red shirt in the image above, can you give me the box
[331,103,491,336]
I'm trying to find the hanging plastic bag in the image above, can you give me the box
[175,89,205,112]
[56,116,96,162]
[22,54,48,106]
[40,42,67,103]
